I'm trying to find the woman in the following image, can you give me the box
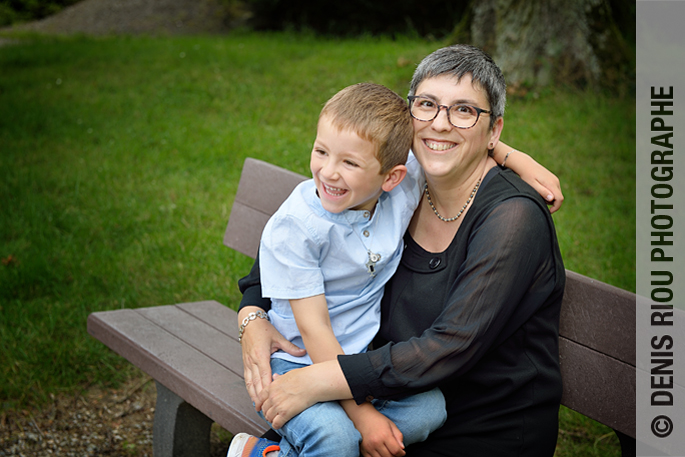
[238,45,565,457]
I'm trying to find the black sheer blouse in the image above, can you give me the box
[239,167,566,456]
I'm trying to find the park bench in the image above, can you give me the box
[88,157,642,457]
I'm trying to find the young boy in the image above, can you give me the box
[228,83,446,457]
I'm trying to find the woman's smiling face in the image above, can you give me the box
[411,74,503,180]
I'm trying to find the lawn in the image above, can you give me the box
[0,31,634,456]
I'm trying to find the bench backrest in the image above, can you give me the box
[224,158,637,439]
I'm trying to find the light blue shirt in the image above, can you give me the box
[259,153,424,365]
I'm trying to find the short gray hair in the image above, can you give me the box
[408,45,506,128]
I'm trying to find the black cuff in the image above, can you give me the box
[239,284,269,312]
[338,353,378,405]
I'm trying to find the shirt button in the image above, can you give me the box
[363,230,370,237]
[429,257,441,269]
[363,211,370,219]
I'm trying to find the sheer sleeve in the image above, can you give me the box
[339,196,560,403]
[237,253,272,312]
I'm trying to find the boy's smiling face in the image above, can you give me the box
[310,115,387,214]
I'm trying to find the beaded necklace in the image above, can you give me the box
[424,178,481,222]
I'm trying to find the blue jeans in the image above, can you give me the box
[260,358,447,457]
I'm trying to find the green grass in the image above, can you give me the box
[0,32,634,456]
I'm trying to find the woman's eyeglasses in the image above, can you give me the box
[408,95,492,129]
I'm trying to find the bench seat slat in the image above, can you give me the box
[137,305,244,377]
[87,305,268,436]
[176,300,240,340]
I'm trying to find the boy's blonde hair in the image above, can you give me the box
[319,83,413,174]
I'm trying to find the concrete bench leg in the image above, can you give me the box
[153,381,214,457]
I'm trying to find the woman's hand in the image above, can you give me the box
[238,307,306,408]
[259,367,320,429]
[260,361,353,429]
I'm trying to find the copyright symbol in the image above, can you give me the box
[651,415,673,438]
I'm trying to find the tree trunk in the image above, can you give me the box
[451,0,632,92]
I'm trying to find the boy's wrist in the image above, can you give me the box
[341,399,376,424]
[501,149,516,168]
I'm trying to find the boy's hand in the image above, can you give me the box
[492,143,564,213]
[344,402,405,457]
[518,155,564,213]
[503,150,564,213]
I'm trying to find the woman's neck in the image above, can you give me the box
[409,156,496,253]
[423,157,494,216]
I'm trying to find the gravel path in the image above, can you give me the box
[0,371,231,456]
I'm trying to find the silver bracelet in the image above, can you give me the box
[501,149,516,168]
[238,311,270,343]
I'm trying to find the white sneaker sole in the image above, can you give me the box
[227,432,252,457]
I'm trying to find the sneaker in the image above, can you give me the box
[227,432,280,457]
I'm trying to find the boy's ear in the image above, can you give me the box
[381,165,407,193]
